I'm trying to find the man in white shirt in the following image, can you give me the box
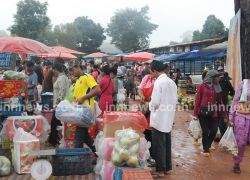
[149,60,177,178]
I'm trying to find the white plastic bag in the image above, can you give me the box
[188,117,202,139]
[95,101,102,118]
[219,127,238,156]
[215,128,221,139]
[117,89,126,103]
[55,100,95,127]
[13,128,40,174]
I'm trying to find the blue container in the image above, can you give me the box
[52,148,93,176]
[41,94,53,110]
[114,168,123,180]
[0,99,23,117]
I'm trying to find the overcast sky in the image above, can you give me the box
[0,0,235,48]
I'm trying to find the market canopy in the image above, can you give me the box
[40,52,77,60]
[83,52,109,59]
[124,52,155,62]
[160,50,225,62]
[51,46,85,55]
[202,41,228,52]
[0,36,55,55]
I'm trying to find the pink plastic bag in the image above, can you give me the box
[100,160,115,180]
[103,112,148,132]
[103,138,115,161]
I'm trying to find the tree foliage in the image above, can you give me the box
[107,6,158,52]
[10,0,50,40]
[192,15,228,41]
[74,16,106,53]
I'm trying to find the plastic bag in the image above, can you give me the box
[103,112,148,133]
[219,127,238,156]
[13,128,40,174]
[188,117,202,140]
[111,128,140,167]
[215,128,221,139]
[100,160,115,180]
[95,101,102,118]
[117,89,126,103]
[0,156,11,177]
[55,100,95,127]
[138,137,150,168]
[5,115,50,143]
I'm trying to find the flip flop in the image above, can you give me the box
[151,172,165,179]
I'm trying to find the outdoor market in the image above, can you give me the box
[0,0,250,180]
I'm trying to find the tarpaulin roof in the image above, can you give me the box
[202,41,228,52]
[160,50,225,62]
[51,46,85,55]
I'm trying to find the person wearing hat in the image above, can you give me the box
[217,66,235,137]
[194,69,226,157]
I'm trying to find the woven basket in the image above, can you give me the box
[236,101,250,114]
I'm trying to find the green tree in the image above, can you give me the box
[74,16,106,53]
[107,6,158,52]
[192,15,228,41]
[10,0,50,40]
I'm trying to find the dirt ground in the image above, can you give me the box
[3,105,250,180]
[167,109,250,180]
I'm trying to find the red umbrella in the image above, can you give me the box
[0,36,55,55]
[40,52,77,60]
[124,52,155,62]
[83,52,109,59]
[51,46,85,55]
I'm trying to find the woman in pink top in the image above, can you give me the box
[99,65,114,115]
[138,73,156,165]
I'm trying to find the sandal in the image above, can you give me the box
[201,152,210,157]
[233,164,241,174]
[151,172,165,179]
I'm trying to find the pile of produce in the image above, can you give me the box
[0,156,11,177]
[178,95,194,110]
[111,129,140,168]
[3,71,27,81]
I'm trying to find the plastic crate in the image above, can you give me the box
[52,148,93,176]
[114,168,153,180]
[0,100,23,117]
[41,94,53,110]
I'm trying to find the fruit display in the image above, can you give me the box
[178,94,195,110]
[111,129,140,168]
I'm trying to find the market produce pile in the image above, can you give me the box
[178,94,194,110]
[3,71,27,81]
[111,129,140,168]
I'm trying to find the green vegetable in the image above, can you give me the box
[0,156,11,176]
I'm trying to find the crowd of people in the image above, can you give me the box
[15,57,250,177]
